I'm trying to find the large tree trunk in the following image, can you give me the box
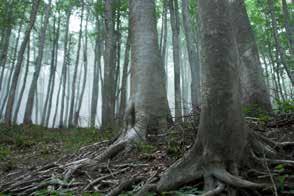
[157,0,262,192]
[23,1,51,125]
[181,0,201,110]
[232,0,272,113]
[4,0,41,126]
[169,0,182,123]
[90,15,102,128]
[93,0,170,163]
[101,0,117,129]
[68,3,84,127]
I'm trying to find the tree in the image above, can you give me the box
[233,0,272,113]
[68,2,84,127]
[23,1,52,125]
[4,0,41,126]
[181,0,200,110]
[90,14,103,127]
[101,0,117,129]
[157,0,264,192]
[93,0,170,162]
[169,0,182,123]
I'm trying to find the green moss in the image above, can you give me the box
[135,142,156,154]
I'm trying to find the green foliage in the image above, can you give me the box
[243,104,270,121]
[0,146,11,160]
[274,99,294,113]
[135,142,156,154]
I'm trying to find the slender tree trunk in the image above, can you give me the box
[23,1,51,125]
[0,26,12,93]
[12,39,31,123]
[232,0,272,113]
[102,0,117,129]
[118,28,130,125]
[181,0,200,111]
[45,17,60,127]
[52,76,62,128]
[161,0,168,82]
[42,15,57,126]
[169,0,182,123]
[59,9,71,128]
[282,0,293,54]
[90,15,103,127]
[4,0,41,126]
[268,0,294,85]
[68,3,84,127]
[74,10,89,127]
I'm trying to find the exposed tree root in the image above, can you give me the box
[201,181,225,196]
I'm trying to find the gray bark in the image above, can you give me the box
[102,0,117,129]
[282,0,293,55]
[23,1,51,125]
[4,0,41,126]
[12,39,30,123]
[232,0,272,113]
[68,3,84,127]
[169,0,182,123]
[158,0,247,190]
[118,28,130,125]
[90,15,103,127]
[59,9,71,127]
[181,0,201,110]
[74,9,89,127]
[268,0,294,85]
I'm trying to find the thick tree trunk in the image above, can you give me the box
[95,0,170,162]
[102,0,117,129]
[23,1,51,125]
[158,0,259,192]
[59,10,71,128]
[232,0,272,113]
[12,39,30,123]
[74,10,88,127]
[4,0,41,126]
[68,3,84,127]
[90,15,102,127]
[169,0,182,123]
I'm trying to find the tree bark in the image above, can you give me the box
[102,0,117,129]
[68,3,84,127]
[158,0,249,191]
[282,0,293,55]
[90,15,103,127]
[268,0,294,85]
[23,1,51,125]
[181,0,201,110]
[4,0,41,126]
[59,9,71,128]
[74,8,89,127]
[169,0,182,123]
[118,28,130,125]
[232,0,272,113]
[12,38,30,123]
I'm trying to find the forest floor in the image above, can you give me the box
[0,114,294,195]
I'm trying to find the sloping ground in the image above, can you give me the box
[0,114,293,196]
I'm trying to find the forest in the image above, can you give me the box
[0,0,293,195]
